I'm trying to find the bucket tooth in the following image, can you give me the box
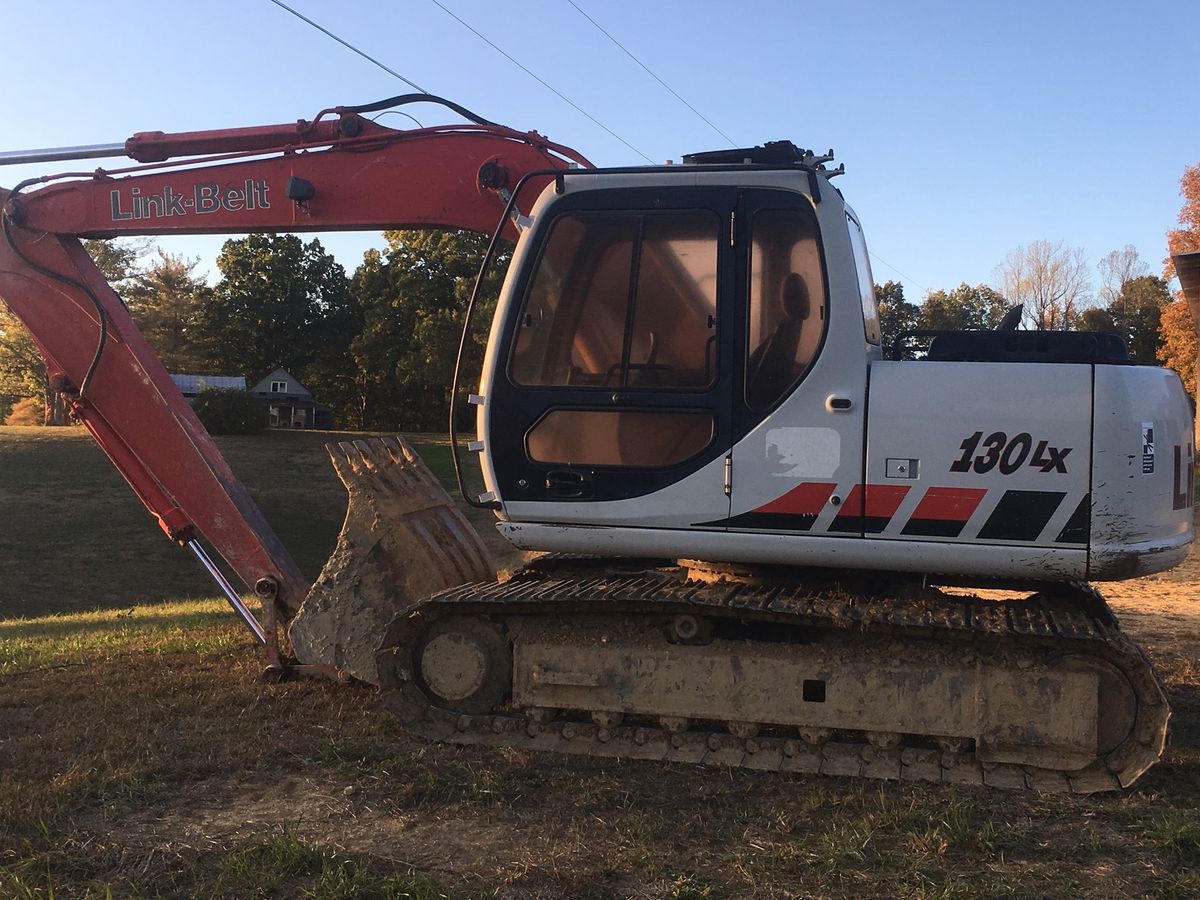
[289,436,495,683]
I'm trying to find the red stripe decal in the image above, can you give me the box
[910,487,987,522]
[755,482,837,516]
[841,484,911,518]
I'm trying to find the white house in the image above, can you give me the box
[248,368,331,429]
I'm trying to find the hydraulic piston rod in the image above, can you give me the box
[186,539,268,645]
[0,143,126,167]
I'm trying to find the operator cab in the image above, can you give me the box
[477,150,872,531]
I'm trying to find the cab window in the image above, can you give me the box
[745,208,827,410]
[526,409,714,467]
[511,211,719,389]
[847,213,881,345]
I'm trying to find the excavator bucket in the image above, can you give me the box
[289,436,496,684]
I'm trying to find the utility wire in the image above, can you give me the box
[427,0,655,164]
[567,0,736,149]
[267,0,432,94]
[268,0,653,163]
[869,251,929,296]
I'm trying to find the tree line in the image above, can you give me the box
[1,163,1198,429]
[0,229,504,430]
[875,243,1184,371]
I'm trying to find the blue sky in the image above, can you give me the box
[2,0,1195,300]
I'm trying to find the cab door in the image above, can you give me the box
[486,186,737,528]
[726,194,871,535]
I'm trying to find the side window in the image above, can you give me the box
[847,213,881,345]
[526,409,714,467]
[745,208,827,410]
[510,211,719,389]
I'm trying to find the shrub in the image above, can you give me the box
[3,397,43,426]
[192,388,266,435]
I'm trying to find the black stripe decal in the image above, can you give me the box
[1054,495,1090,544]
[977,490,1066,542]
[902,518,969,538]
[708,511,820,531]
[828,515,893,534]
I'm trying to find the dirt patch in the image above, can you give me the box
[93,774,550,883]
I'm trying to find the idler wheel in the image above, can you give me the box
[415,616,511,714]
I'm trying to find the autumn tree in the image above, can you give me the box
[127,250,212,372]
[1164,161,1200,437]
[1159,298,1196,395]
[1166,162,1200,262]
[350,230,510,430]
[919,283,1010,331]
[0,303,46,422]
[995,240,1091,330]
[874,280,919,349]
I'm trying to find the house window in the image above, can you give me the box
[271,381,287,393]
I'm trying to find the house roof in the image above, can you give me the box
[170,374,247,394]
[250,368,313,398]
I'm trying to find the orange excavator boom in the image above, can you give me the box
[0,96,590,668]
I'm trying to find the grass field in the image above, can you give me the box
[0,426,518,618]
[1,426,1199,898]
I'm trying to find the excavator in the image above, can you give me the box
[1,96,1194,794]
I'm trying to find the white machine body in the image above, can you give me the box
[474,161,1194,582]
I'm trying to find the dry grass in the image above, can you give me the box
[3,610,1200,898]
[1,427,1198,898]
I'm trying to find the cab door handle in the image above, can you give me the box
[545,469,592,499]
[826,395,853,411]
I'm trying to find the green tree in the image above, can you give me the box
[198,235,359,407]
[192,387,267,435]
[82,237,150,290]
[874,280,919,350]
[127,250,212,372]
[1077,307,1116,333]
[919,283,1009,331]
[1107,275,1170,365]
[350,230,510,430]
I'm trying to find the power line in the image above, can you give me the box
[427,0,655,164]
[567,0,736,149]
[268,0,654,164]
[266,0,432,94]
[869,251,930,296]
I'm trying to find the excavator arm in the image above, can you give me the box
[0,97,590,669]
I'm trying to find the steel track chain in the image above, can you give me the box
[376,559,1169,794]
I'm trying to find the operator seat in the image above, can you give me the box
[746,272,811,408]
